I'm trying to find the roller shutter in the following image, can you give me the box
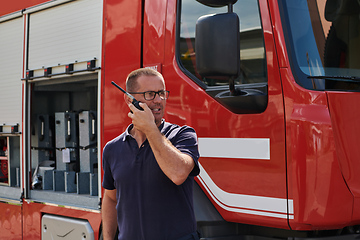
[0,17,23,127]
[28,0,102,70]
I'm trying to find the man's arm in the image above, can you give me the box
[148,128,195,185]
[102,189,118,240]
[128,103,195,185]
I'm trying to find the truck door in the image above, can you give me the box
[21,0,103,238]
[0,14,23,240]
[179,0,289,229]
[143,0,290,230]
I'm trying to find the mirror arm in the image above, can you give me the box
[228,3,238,96]
[228,3,233,13]
[229,76,235,95]
[229,76,241,96]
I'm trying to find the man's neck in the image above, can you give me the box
[129,127,147,147]
[129,119,163,147]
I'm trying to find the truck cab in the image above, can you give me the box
[0,0,360,239]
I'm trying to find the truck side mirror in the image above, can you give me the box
[196,0,237,7]
[195,12,240,80]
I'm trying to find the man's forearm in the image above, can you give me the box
[128,102,195,185]
[147,129,194,185]
[102,194,118,240]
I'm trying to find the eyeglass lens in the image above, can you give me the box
[145,91,168,100]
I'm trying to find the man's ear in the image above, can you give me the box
[124,94,132,104]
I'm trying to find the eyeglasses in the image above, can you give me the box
[128,90,170,100]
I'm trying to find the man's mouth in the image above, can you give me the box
[151,108,161,113]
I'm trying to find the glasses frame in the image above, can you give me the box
[128,90,170,100]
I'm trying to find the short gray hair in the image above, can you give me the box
[126,68,164,92]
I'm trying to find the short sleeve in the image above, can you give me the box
[102,143,116,190]
[172,126,200,176]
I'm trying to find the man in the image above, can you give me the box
[102,68,200,240]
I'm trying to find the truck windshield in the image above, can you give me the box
[280,0,360,91]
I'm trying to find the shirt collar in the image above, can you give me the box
[122,119,165,142]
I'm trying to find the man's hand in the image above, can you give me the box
[127,102,157,135]
[127,101,195,185]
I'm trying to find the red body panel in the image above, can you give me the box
[269,0,356,230]
[22,201,101,240]
[102,0,142,144]
[0,0,49,16]
[327,92,360,224]
[267,0,289,69]
[0,201,22,240]
[280,68,353,230]
[143,0,166,68]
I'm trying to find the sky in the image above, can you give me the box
[181,0,262,37]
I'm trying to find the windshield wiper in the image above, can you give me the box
[307,75,360,82]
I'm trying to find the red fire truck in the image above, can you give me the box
[1,0,360,239]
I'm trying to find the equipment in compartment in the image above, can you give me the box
[0,137,6,156]
[32,114,55,168]
[0,158,8,183]
[30,110,98,195]
[78,110,98,195]
[55,112,79,172]
[0,138,8,184]
[79,110,97,173]
[32,160,55,189]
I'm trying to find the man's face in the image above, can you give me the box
[133,75,166,126]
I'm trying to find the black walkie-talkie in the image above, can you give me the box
[111,81,144,111]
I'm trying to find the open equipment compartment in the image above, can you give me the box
[0,135,20,188]
[29,73,100,208]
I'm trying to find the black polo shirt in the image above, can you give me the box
[102,120,200,240]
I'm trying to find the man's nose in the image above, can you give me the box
[153,92,162,102]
